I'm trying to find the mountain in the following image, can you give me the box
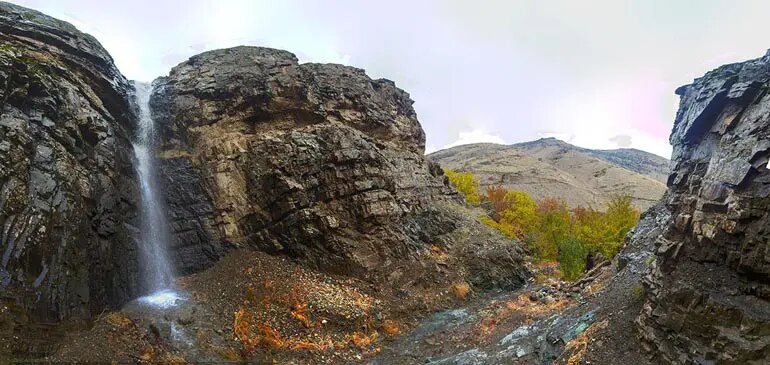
[428,138,669,210]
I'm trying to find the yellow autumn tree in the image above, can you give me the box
[600,194,640,257]
[476,187,640,281]
[444,169,481,205]
[498,191,538,239]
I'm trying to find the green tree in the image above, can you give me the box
[532,198,571,261]
[557,238,588,281]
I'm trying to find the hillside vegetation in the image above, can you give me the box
[430,138,668,210]
[445,169,640,280]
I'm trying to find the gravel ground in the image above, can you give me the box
[49,248,484,364]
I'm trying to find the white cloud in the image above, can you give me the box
[609,134,633,148]
[442,129,506,150]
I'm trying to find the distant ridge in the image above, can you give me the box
[429,138,669,210]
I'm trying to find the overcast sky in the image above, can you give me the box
[15,0,770,158]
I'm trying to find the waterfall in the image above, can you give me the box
[132,82,175,298]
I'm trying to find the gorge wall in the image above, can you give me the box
[0,1,141,326]
[150,46,528,287]
[1,3,530,358]
[637,52,770,363]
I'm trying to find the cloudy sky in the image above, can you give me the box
[15,0,770,158]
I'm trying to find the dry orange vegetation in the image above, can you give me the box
[227,257,399,361]
[451,282,471,300]
[562,319,609,365]
[381,320,401,336]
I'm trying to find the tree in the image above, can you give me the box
[573,194,640,261]
[485,185,511,215]
[601,194,640,257]
[444,169,481,205]
[498,191,538,239]
[557,238,587,281]
[477,191,641,282]
[532,198,571,261]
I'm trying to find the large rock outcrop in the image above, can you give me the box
[151,46,528,286]
[0,4,529,360]
[0,1,141,355]
[637,51,770,363]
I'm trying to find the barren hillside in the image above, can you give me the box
[428,138,668,210]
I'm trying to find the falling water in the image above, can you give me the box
[132,82,175,299]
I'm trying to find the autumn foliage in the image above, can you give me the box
[444,169,481,204]
[450,171,640,281]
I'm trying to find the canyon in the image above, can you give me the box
[1,1,770,364]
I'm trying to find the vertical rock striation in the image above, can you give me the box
[637,51,770,363]
[0,1,140,353]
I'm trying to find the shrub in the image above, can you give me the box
[631,282,646,301]
[444,169,481,205]
[602,194,640,257]
[451,282,471,300]
[532,198,571,262]
[476,188,640,281]
[557,238,587,281]
[573,194,640,259]
[499,191,538,238]
[485,185,511,214]
[480,214,519,239]
[381,320,401,336]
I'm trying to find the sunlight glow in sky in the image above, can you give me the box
[15,0,770,158]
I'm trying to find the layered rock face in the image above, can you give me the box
[638,52,770,363]
[0,0,141,349]
[151,46,526,286]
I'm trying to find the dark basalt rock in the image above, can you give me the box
[151,46,528,284]
[637,50,770,364]
[0,1,141,357]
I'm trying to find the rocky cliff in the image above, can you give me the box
[0,0,142,355]
[637,52,770,363]
[0,3,563,362]
[150,46,527,288]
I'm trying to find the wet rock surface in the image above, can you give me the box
[0,1,142,358]
[637,51,770,363]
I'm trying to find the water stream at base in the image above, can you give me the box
[132,82,181,309]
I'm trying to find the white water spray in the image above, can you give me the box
[132,82,176,302]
